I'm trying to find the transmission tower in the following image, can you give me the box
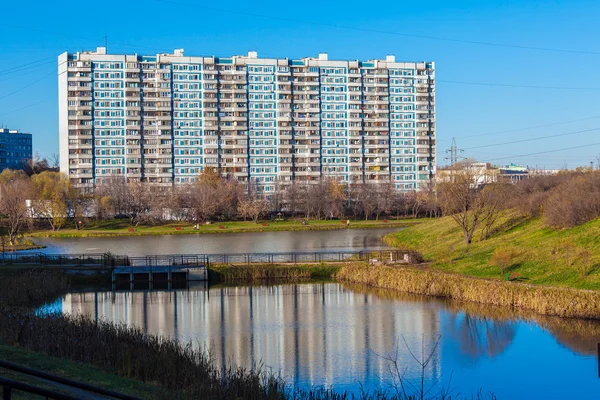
[445,137,464,166]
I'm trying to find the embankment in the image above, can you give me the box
[383,213,600,290]
[335,263,600,319]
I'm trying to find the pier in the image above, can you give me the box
[111,255,208,290]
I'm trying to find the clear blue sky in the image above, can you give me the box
[2,0,600,169]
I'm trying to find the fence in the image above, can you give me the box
[204,250,420,265]
[0,252,113,267]
[0,249,421,269]
[0,360,141,400]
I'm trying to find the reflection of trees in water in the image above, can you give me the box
[444,301,600,357]
[537,317,600,356]
[447,313,516,359]
[342,283,600,358]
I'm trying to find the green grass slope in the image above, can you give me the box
[385,212,600,290]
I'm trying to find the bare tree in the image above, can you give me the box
[190,181,220,223]
[167,185,194,222]
[352,182,378,221]
[438,166,487,245]
[324,179,346,219]
[0,170,32,244]
[375,181,395,220]
[284,182,302,217]
[65,181,91,229]
[479,183,510,240]
[305,181,327,220]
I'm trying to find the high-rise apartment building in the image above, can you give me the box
[59,48,435,192]
[0,128,32,171]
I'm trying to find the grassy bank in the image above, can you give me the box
[28,218,417,238]
[0,343,170,399]
[0,237,45,252]
[385,213,600,290]
[209,263,341,284]
[335,263,600,319]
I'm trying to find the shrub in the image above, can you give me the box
[543,172,600,229]
[577,250,594,278]
[491,246,515,277]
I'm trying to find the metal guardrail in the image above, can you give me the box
[0,252,115,267]
[0,359,141,400]
[0,249,420,268]
[203,250,419,264]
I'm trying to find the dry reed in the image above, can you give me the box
[209,264,324,283]
[335,263,600,319]
[0,269,68,307]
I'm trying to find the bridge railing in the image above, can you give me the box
[204,249,420,265]
[0,252,113,267]
[0,249,421,269]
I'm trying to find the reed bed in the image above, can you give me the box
[209,264,341,284]
[335,263,600,319]
[0,269,68,307]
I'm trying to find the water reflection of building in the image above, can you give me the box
[62,284,442,388]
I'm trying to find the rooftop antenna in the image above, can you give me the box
[104,35,108,50]
[444,137,464,166]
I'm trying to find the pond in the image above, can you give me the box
[32,228,400,256]
[43,283,600,399]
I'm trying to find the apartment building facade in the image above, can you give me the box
[59,48,435,193]
[0,128,32,171]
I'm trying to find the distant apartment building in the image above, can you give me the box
[0,128,32,171]
[59,47,435,193]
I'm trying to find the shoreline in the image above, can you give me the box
[27,220,416,239]
[2,244,46,252]
[335,263,600,320]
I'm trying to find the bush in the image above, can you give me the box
[491,247,515,277]
[543,172,600,229]
[577,250,594,278]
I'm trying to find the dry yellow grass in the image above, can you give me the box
[335,263,600,319]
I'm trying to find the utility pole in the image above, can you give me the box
[444,137,463,166]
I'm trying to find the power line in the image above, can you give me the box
[0,100,48,117]
[437,80,600,91]
[484,142,600,162]
[0,62,56,82]
[155,0,600,56]
[2,24,174,53]
[0,70,57,101]
[463,127,600,150]
[399,76,600,91]
[442,115,600,142]
[0,56,55,75]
